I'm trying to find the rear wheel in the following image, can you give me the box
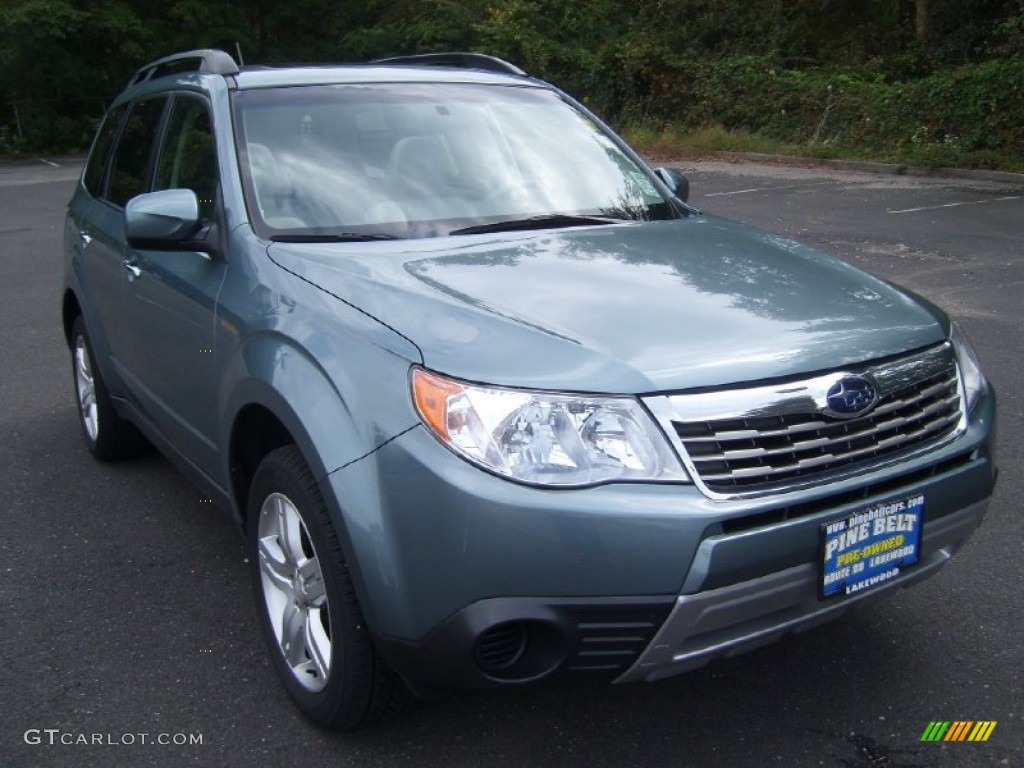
[248,445,410,729]
[70,316,148,460]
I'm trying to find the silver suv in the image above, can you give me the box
[63,49,997,729]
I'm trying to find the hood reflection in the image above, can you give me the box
[269,217,945,391]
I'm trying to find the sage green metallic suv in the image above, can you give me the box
[62,49,997,729]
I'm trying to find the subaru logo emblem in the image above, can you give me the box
[824,375,878,418]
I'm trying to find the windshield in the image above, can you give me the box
[232,82,675,240]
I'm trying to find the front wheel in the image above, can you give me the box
[248,445,410,729]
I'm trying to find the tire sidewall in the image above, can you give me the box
[247,447,370,728]
[70,317,103,454]
[70,315,147,460]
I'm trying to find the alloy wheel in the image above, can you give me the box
[256,492,332,692]
[74,335,99,442]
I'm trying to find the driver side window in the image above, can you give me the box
[155,95,219,223]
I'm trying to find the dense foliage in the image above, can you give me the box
[1,0,1021,167]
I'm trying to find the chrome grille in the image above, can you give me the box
[646,344,964,496]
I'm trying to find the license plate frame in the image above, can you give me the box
[819,494,924,600]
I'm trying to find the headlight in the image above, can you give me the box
[951,322,984,413]
[411,368,688,487]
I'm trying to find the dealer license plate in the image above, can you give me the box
[820,494,924,599]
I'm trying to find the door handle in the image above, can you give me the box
[79,231,92,248]
[122,259,142,281]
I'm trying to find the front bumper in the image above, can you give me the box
[616,497,987,682]
[329,387,995,688]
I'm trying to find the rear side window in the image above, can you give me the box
[155,96,219,222]
[106,97,167,208]
[82,105,127,197]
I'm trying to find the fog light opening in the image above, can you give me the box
[473,620,566,683]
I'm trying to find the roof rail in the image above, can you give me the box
[370,52,526,77]
[129,49,239,87]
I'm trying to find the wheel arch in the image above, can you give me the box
[228,402,295,526]
[224,378,394,641]
[219,336,409,627]
[224,376,343,528]
[220,331,417,522]
[62,289,83,348]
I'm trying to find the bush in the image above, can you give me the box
[613,55,1023,168]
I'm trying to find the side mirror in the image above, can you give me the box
[653,167,690,203]
[124,189,201,249]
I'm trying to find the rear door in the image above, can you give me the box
[72,97,168,397]
[67,103,126,369]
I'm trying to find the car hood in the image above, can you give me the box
[267,216,947,393]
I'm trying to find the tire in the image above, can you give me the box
[247,445,411,730]
[70,316,148,461]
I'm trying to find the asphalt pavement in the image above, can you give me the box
[1,157,1020,768]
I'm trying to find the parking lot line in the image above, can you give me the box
[703,181,834,197]
[888,195,1024,214]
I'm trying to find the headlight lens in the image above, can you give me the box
[411,368,688,487]
[951,322,984,413]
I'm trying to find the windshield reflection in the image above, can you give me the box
[233,83,674,239]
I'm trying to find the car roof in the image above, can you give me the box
[232,64,537,90]
[120,49,544,98]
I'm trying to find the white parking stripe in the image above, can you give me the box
[37,158,60,167]
[703,181,834,197]
[888,195,1024,214]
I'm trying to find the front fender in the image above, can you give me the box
[218,328,422,634]
[219,328,421,483]
[214,235,425,631]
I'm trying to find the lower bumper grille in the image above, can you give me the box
[563,604,670,674]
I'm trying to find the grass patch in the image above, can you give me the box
[624,123,1024,173]
[624,125,806,156]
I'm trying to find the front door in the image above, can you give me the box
[115,94,227,480]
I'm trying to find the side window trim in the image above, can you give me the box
[143,96,174,199]
[102,95,171,210]
[84,105,128,201]
[156,92,221,224]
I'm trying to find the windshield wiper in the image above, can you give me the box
[269,232,401,243]
[448,214,625,236]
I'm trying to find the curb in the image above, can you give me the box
[703,151,1024,185]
